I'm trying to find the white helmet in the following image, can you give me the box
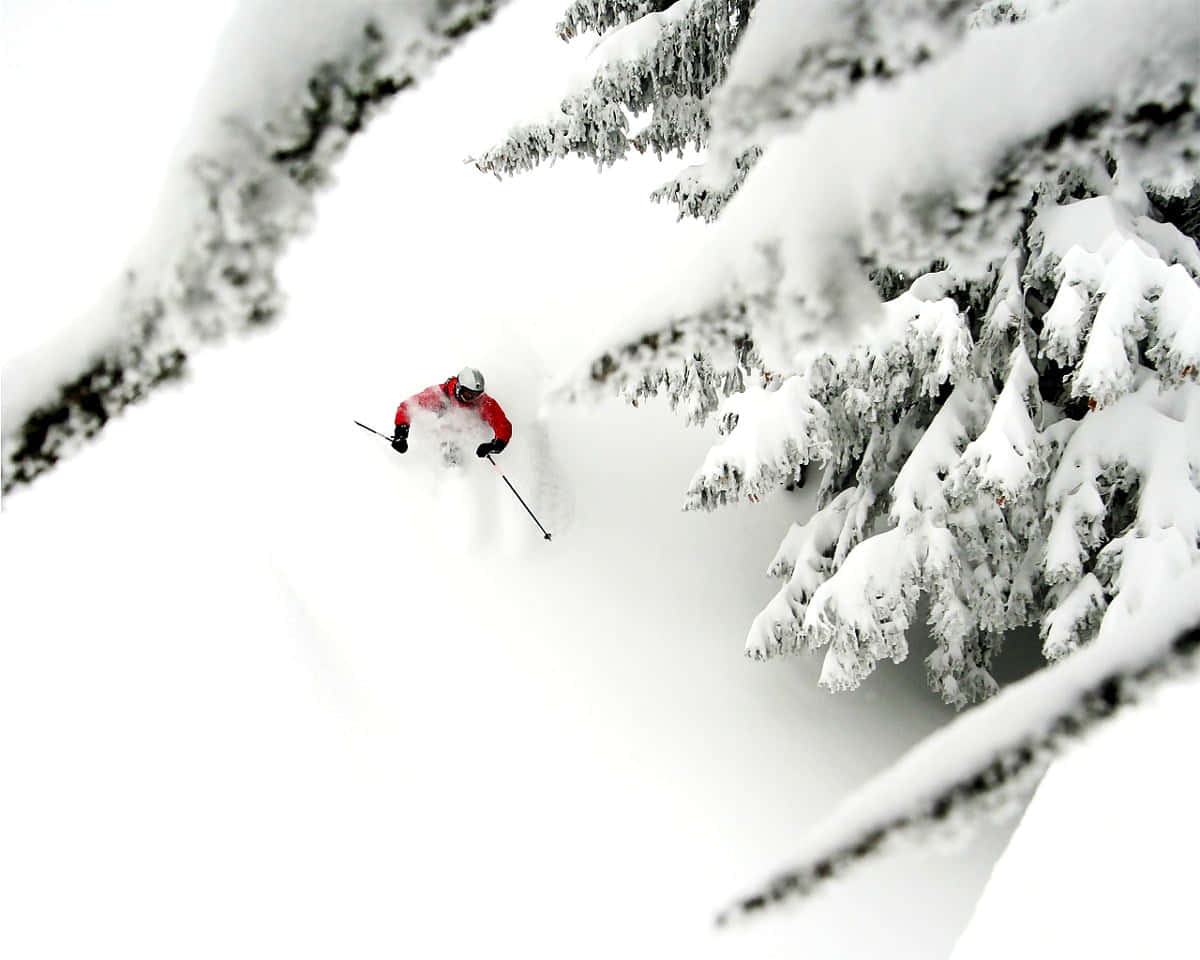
[455,366,485,403]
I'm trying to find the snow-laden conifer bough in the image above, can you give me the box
[716,568,1200,925]
[2,0,507,497]
[476,0,1200,920]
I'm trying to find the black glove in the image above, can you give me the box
[476,437,507,458]
[392,423,409,454]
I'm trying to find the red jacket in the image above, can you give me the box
[395,377,512,443]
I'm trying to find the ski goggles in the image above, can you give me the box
[455,385,483,404]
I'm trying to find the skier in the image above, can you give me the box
[391,366,512,461]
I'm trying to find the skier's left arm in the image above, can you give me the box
[475,396,512,457]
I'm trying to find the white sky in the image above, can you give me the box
[1,2,1021,957]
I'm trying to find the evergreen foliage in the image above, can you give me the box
[555,1,679,41]
[473,0,756,207]
[719,605,1200,926]
[488,0,1200,773]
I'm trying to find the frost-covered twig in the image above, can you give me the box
[555,0,676,41]
[555,295,765,425]
[649,145,760,220]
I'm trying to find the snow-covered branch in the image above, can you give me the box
[2,0,506,495]
[648,146,760,221]
[860,79,1199,280]
[683,377,830,509]
[719,197,1199,705]
[473,0,753,176]
[712,0,982,147]
[1041,376,1200,658]
[717,570,1200,925]
[553,296,764,425]
[555,0,677,41]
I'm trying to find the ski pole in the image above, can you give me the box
[354,420,395,443]
[486,454,552,542]
[357,421,551,541]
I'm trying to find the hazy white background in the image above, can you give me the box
[1,0,240,358]
[2,1,1022,956]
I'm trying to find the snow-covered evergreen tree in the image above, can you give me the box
[481,0,1200,914]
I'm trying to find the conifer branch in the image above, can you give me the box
[3,2,506,495]
[556,0,676,41]
[473,0,753,176]
[718,599,1200,926]
[712,0,981,145]
[649,146,760,220]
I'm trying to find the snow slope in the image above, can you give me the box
[2,1,1019,957]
